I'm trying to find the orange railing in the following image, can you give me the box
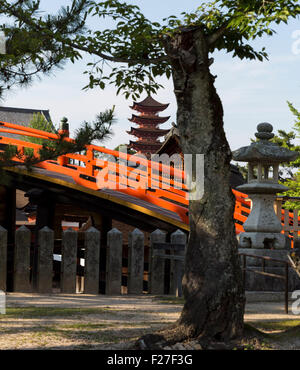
[233,189,251,234]
[0,121,189,223]
[0,120,299,236]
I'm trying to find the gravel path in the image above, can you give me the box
[5,292,300,321]
[1,293,300,350]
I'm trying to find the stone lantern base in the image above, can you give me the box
[238,231,286,249]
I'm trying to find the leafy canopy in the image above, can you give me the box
[0,0,300,100]
[25,112,56,146]
[277,101,300,210]
[0,0,88,97]
[272,101,300,175]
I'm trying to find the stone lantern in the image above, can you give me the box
[232,122,299,249]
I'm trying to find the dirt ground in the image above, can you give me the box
[1,293,300,350]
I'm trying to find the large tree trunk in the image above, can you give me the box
[166,28,245,342]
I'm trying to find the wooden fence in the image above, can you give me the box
[0,226,187,296]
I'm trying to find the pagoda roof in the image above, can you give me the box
[129,140,162,150]
[130,96,169,113]
[127,126,170,137]
[129,114,170,125]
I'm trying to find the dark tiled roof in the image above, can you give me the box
[0,106,52,125]
[0,106,53,139]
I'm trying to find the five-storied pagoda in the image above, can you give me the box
[127,96,170,158]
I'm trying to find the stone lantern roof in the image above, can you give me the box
[232,123,299,163]
[233,122,299,195]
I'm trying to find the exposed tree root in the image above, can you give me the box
[135,323,190,350]
[134,322,270,350]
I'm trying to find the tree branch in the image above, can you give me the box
[207,22,229,46]
[3,2,168,66]
[66,40,168,65]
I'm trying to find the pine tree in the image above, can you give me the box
[0,107,115,173]
[276,101,300,210]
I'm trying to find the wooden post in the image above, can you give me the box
[170,229,187,297]
[0,187,16,244]
[106,228,122,295]
[84,227,100,294]
[91,212,112,295]
[97,213,112,246]
[284,209,289,236]
[0,226,7,292]
[0,186,16,292]
[86,148,95,177]
[285,263,289,314]
[149,229,166,295]
[243,254,246,289]
[128,228,144,294]
[61,228,77,293]
[14,226,31,292]
[37,227,54,293]
[293,209,299,242]
[25,188,56,290]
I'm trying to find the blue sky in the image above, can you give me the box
[2,0,300,152]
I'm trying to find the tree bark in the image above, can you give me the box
[166,28,245,342]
